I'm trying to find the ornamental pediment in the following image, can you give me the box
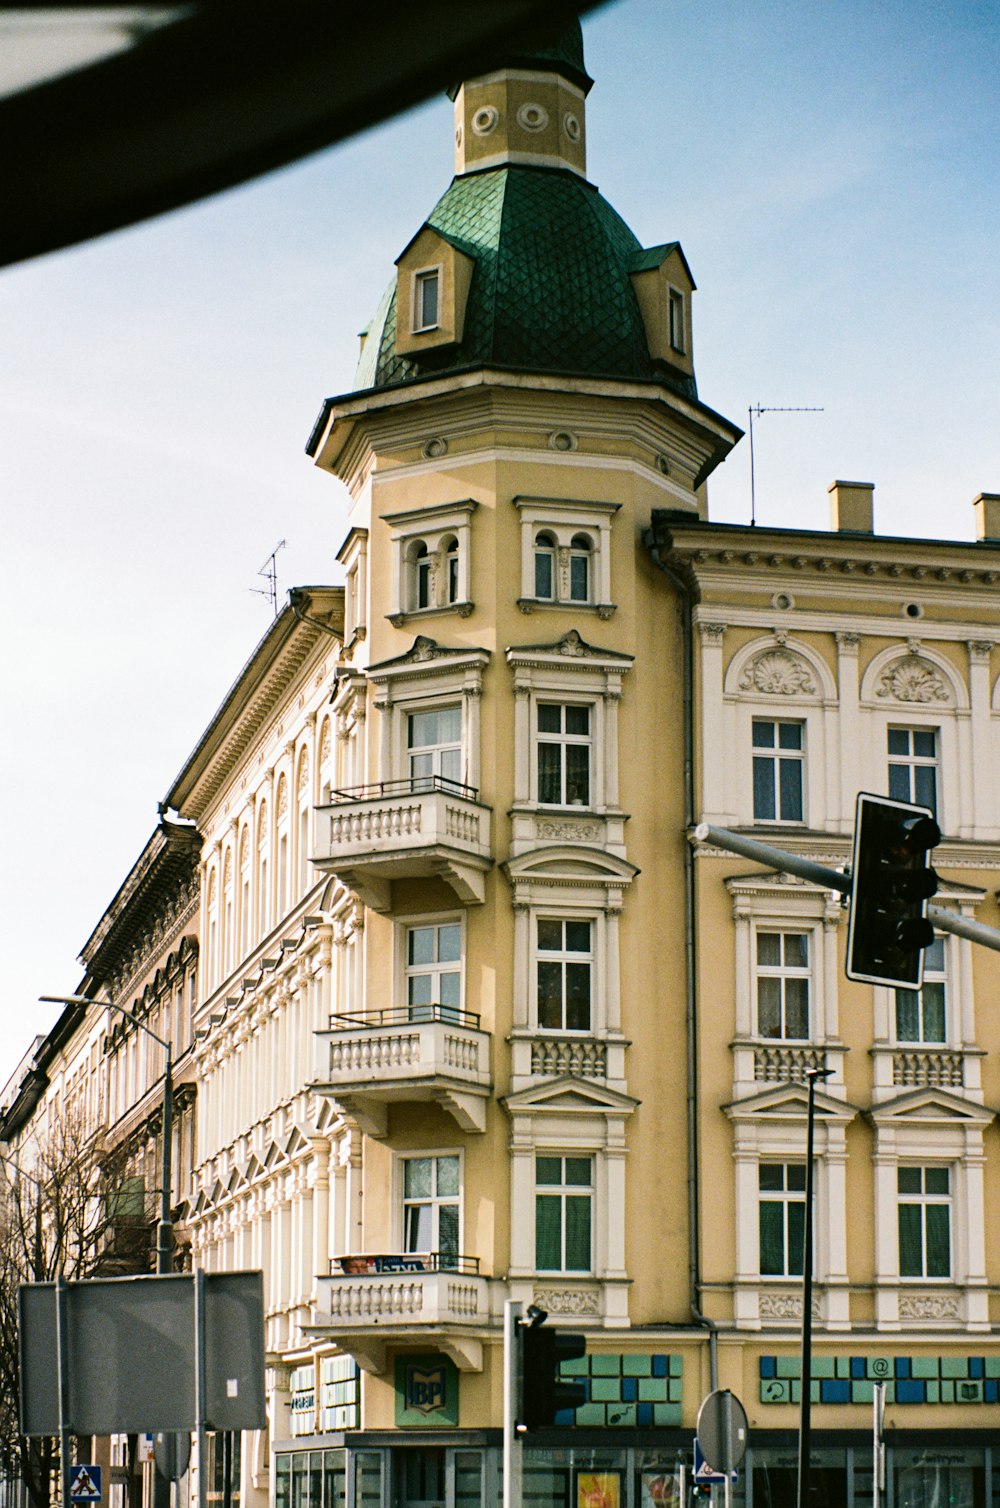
[724,1084,858,1124]
[503,1074,639,1117]
[867,1087,994,1125]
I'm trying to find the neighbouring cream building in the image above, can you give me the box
[6,21,1000,1508]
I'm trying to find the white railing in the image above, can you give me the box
[316,1009,490,1091]
[315,1267,489,1328]
[892,1048,965,1089]
[315,782,490,863]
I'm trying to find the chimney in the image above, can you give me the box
[973,493,1000,543]
[829,480,874,534]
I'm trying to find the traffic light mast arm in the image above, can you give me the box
[688,823,1000,954]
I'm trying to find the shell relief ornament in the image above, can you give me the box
[738,649,816,697]
[875,656,950,704]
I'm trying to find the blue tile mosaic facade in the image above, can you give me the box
[562,1352,683,1426]
[760,1355,999,1406]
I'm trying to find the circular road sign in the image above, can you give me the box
[696,1389,748,1474]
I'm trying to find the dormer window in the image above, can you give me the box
[668,287,686,353]
[534,532,557,599]
[413,268,440,332]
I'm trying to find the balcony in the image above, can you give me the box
[312,1004,491,1135]
[311,1251,489,1373]
[312,777,492,911]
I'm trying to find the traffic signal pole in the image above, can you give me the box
[689,824,1000,954]
[503,1301,522,1508]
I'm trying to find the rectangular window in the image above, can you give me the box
[895,936,946,1042]
[406,921,462,1016]
[535,1155,593,1272]
[537,703,591,806]
[408,705,462,789]
[756,932,809,1039]
[402,1154,460,1260]
[752,720,804,822]
[414,269,439,331]
[536,918,592,1030]
[897,1166,950,1278]
[668,287,685,353]
[888,727,938,814]
[759,1163,806,1276]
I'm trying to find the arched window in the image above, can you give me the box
[276,774,289,919]
[569,534,593,603]
[409,541,432,611]
[534,532,557,599]
[222,849,234,976]
[443,536,460,604]
[238,826,251,954]
[297,749,311,893]
[257,803,269,939]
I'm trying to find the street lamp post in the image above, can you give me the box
[797,1065,833,1508]
[40,997,174,1275]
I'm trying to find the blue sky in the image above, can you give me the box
[1,0,998,1086]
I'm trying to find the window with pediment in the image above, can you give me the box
[718,632,833,832]
[369,638,489,799]
[869,1094,991,1330]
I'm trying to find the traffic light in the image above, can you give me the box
[518,1309,586,1430]
[847,792,941,989]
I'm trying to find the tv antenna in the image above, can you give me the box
[251,539,287,617]
[748,404,824,526]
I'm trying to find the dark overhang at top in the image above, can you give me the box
[0,0,604,270]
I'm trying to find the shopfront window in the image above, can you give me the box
[895,1448,983,1508]
[275,1450,346,1508]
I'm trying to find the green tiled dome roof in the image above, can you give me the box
[355,166,696,399]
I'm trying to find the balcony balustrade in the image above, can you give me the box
[312,776,492,911]
[312,1003,491,1135]
[311,1250,489,1374]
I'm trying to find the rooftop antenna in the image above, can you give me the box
[748,405,824,526]
[251,539,287,617]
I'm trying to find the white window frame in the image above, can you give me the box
[507,633,631,817]
[369,643,489,795]
[757,1161,806,1278]
[534,1152,594,1274]
[534,913,594,1033]
[893,935,947,1045]
[870,1100,991,1330]
[514,498,619,616]
[896,1164,952,1280]
[385,501,476,622]
[714,631,834,833]
[395,1148,462,1259]
[728,1088,854,1330]
[751,716,806,824]
[406,701,464,790]
[887,724,939,814]
[398,912,465,1017]
[726,874,841,1097]
[505,1082,637,1324]
[412,265,442,332]
[754,929,811,1042]
[336,527,369,650]
[535,699,593,807]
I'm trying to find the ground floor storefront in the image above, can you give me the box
[274,1434,1000,1508]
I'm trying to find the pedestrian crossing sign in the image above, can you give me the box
[70,1465,102,1501]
